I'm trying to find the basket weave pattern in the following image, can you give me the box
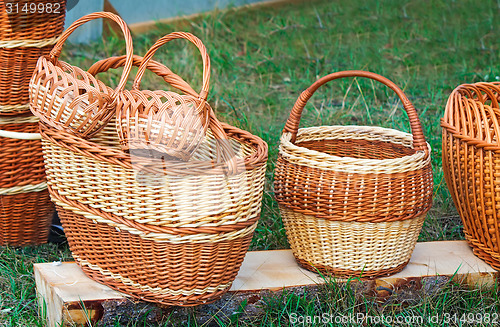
[116,32,211,161]
[280,205,425,277]
[0,116,54,245]
[442,82,500,270]
[275,71,433,278]
[40,117,267,305]
[0,0,66,114]
[29,12,133,138]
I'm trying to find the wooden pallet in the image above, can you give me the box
[35,241,498,326]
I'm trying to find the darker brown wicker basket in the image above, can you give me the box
[0,0,66,115]
[0,117,54,246]
[442,82,500,270]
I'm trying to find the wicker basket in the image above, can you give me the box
[0,115,54,246]
[274,70,433,278]
[116,32,211,161]
[442,82,500,270]
[39,55,268,305]
[29,11,133,138]
[0,0,66,115]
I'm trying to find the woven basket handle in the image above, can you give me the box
[87,54,198,97]
[48,12,133,98]
[133,32,210,102]
[283,70,427,151]
[88,54,239,175]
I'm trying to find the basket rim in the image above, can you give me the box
[280,125,431,174]
[40,120,268,176]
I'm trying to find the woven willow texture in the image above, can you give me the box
[0,116,53,245]
[275,71,433,278]
[40,113,268,305]
[442,82,500,270]
[280,205,425,277]
[116,32,212,161]
[0,0,66,114]
[29,12,133,137]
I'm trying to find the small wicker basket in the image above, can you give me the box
[0,0,66,115]
[442,82,500,270]
[0,115,54,246]
[29,12,133,138]
[116,32,211,161]
[274,70,433,278]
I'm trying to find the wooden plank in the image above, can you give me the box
[34,241,499,326]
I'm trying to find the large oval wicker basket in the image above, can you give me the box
[442,82,500,270]
[38,51,268,305]
[0,115,54,245]
[274,70,433,278]
[0,0,66,115]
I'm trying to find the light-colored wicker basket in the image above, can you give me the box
[274,70,433,278]
[116,32,211,161]
[0,115,54,246]
[0,0,66,115]
[29,12,133,138]
[442,82,500,270]
[39,54,268,305]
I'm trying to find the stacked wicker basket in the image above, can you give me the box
[28,12,268,306]
[0,1,66,245]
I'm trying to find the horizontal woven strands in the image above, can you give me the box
[0,0,66,114]
[275,71,433,278]
[40,112,268,305]
[0,115,54,245]
[280,206,425,277]
[276,126,432,223]
[442,82,500,270]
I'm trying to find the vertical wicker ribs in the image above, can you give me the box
[442,82,500,270]
[274,70,433,278]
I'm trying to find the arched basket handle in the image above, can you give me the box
[133,32,210,102]
[283,70,427,151]
[48,12,134,98]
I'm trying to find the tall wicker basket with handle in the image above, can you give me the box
[442,82,500,270]
[274,70,433,278]
[0,115,54,245]
[0,0,67,115]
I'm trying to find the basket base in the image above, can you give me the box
[295,257,410,279]
[0,190,54,246]
[464,232,500,271]
[57,206,254,306]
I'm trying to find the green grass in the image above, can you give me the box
[2,0,500,325]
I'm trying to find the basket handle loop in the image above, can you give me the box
[88,54,239,175]
[283,70,427,151]
[132,32,210,102]
[88,55,199,97]
[48,12,134,98]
